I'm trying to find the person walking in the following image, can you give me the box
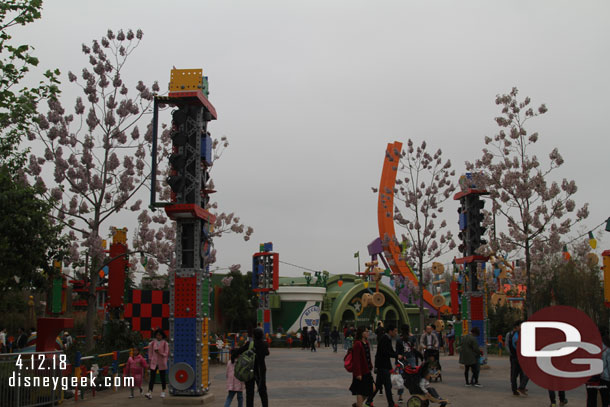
[396,324,418,403]
[145,329,169,399]
[323,324,330,348]
[420,325,440,363]
[350,326,375,407]
[396,324,418,367]
[431,325,444,356]
[309,327,318,352]
[16,328,27,350]
[506,320,529,396]
[237,327,270,407]
[548,390,568,407]
[62,331,73,350]
[585,325,610,407]
[0,327,6,353]
[366,324,401,407]
[124,347,147,398]
[446,324,455,356]
[224,349,244,407]
[331,327,340,353]
[459,327,482,387]
[302,326,309,350]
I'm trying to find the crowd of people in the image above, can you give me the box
[347,323,448,407]
[6,317,607,407]
[0,326,75,352]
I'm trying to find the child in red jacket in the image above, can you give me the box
[124,347,148,398]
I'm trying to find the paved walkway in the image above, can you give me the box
[73,347,588,406]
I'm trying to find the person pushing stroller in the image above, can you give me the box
[420,324,441,381]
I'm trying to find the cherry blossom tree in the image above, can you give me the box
[466,87,589,317]
[27,29,252,350]
[0,0,60,171]
[380,139,456,331]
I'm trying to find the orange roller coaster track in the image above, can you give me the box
[377,141,451,315]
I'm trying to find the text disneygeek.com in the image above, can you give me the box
[9,372,134,391]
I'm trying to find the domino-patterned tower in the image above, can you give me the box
[151,69,217,396]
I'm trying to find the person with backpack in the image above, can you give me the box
[506,320,529,396]
[366,323,402,407]
[225,349,244,407]
[459,327,482,387]
[236,327,269,407]
[309,327,318,352]
[349,326,375,407]
[331,327,340,353]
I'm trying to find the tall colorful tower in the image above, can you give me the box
[107,227,128,316]
[252,243,279,335]
[151,69,217,398]
[454,174,489,360]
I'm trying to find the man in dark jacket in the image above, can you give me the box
[459,327,481,386]
[330,326,340,352]
[238,327,270,407]
[506,320,529,396]
[323,324,330,348]
[309,327,317,352]
[366,323,401,407]
[302,326,309,350]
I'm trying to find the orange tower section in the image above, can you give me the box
[377,141,450,314]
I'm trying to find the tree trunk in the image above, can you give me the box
[418,256,425,335]
[85,224,102,352]
[525,238,532,320]
[85,263,100,352]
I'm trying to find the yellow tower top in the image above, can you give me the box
[169,68,204,92]
[111,227,128,245]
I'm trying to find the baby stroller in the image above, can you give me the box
[423,349,442,382]
[398,361,447,407]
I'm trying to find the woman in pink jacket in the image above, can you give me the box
[225,349,244,407]
[124,347,148,398]
[145,329,169,399]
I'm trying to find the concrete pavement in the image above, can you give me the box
[70,346,589,406]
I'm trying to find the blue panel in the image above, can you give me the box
[264,322,271,335]
[173,318,197,391]
[200,134,212,166]
[459,213,467,230]
[264,242,273,252]
[471,320,485,347]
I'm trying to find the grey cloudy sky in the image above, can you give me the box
[17,1,610,277]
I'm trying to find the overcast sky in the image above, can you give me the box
[16,1,610,277]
